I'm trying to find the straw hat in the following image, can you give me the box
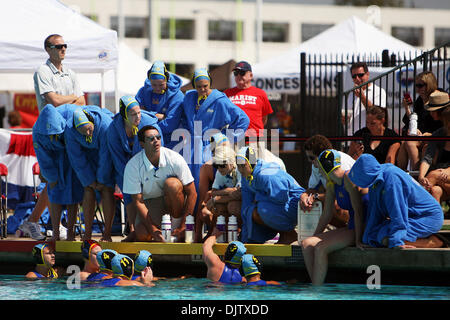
[425,91,450,111]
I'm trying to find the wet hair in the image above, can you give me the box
[44,34,62,49]
[304,134,332,157]
[137,125,159,143]
[416,71,438,97]
[350,62,368,73]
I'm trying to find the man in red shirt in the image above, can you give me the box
[224,61,273,137]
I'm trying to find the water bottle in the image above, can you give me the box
[185,215,194,243]
[227,215,238,242]
[297,201,322,243]
[216,215,226,243]
[409,112,418,136]
[161,214,172,243]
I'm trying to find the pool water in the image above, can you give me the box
[0,275,449,300]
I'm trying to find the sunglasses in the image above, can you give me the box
[145,134,161,142]
[233,70,247,77]
[213,163,227,169]
[351,72,366,79]
[415,83,426,88]
[48,44,67,50]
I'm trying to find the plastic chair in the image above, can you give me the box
[0,163,8,239]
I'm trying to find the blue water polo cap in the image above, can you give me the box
[318,149,341,177]
[73,108,91,128]
[32,243,48,265]
[236,146,257,167]
[149,61,167,80]
[97,249,117,272]
[241,254,262,277]
[119,95,139,115]
[193,68,210,83]
[224,241,246,266]
[134,250,153,273]
[111,254,134,280]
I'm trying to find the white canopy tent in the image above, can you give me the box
[248,16,421,94]
[0,0,118,108]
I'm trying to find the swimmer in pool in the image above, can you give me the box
[241,254,281,286]
[26,243,59,279]
[100,254,153,287]
[202,227,247,284]
[86,249,117,281]
[79,240,102,280]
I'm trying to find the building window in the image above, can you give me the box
[160,19,195,40]
[110,16,148,38]
[392,26,423,47]
[173,64,194,79]
[263,22,289,43]
[301,23,333,42]
[208,20,243,41]
[435,28,450,47]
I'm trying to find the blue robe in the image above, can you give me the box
[135,73,185,149]
[65,106,114,188]
[32,104,83,204]
[106,110,159,205]
[240,160,305,243]
[349,154,444,248]
[181,89,249,193]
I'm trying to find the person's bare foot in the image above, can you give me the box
[121,231,136,242]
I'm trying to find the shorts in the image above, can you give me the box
[142,196,170,228]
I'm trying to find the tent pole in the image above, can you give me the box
[101,71,105,109]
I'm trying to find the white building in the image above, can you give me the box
[53,0,450,78]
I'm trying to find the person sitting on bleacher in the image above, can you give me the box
[417,92,450,214]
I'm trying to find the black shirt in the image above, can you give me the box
[354,127,400,164]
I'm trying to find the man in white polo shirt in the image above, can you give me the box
[123,125,197,242]
[33,34,85,111]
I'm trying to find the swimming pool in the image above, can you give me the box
[0,275,448,300]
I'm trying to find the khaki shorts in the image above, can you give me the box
[141,196,170,228]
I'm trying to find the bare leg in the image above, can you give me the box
[100,186,115,242]
[301,228,355,286]
[66,203,79,241]
[396,142,409,170]
[81,186,96,240]
[28,185,49,223]
[164,177,184,218]
[405,140,421,170]
[49,202,63,241]
[121,202,137,242]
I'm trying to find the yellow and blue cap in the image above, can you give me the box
[134,250,153,273]
[193,68,210,83]
[111,254,134,280]
[96,249,117,272]
[240,254,262,277]
[318,149,341,179]
[32,243,48,265]
[119,95,140,116]
[149,61,167,80]
[224,241,246,266]
[73,108,92,128]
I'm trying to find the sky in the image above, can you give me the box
[215,0,450,10]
